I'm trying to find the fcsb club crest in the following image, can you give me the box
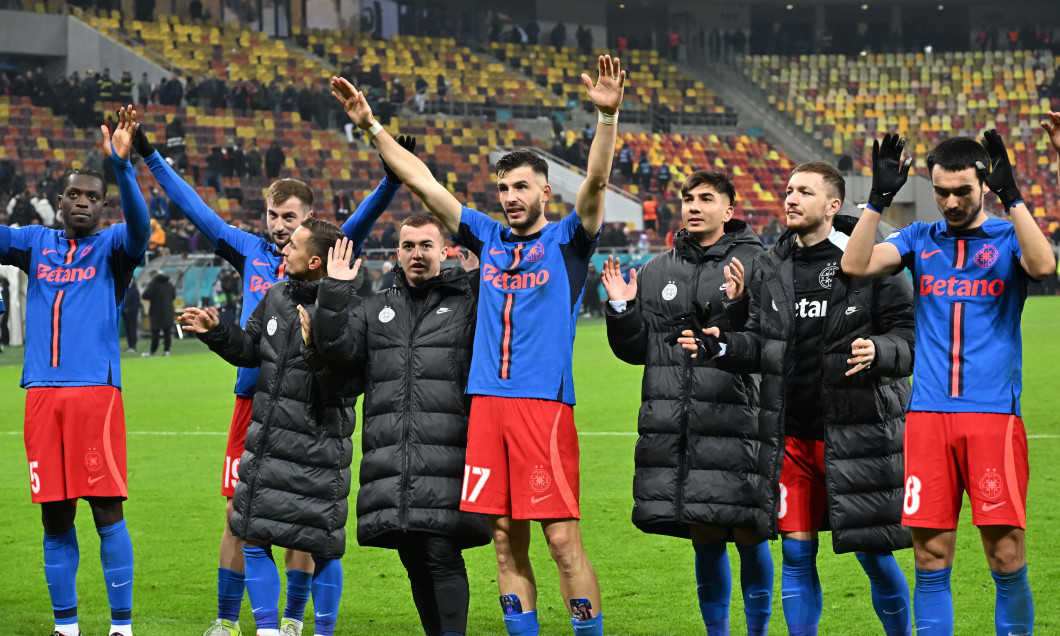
[979,468,1004,499]
[84,448,103,472]
[525,241,545,263]
[530,466,551,493]
[819,262,838,289]
[974,244,999,269]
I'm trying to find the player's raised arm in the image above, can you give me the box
[133,122,230,246]
[842,133,909,278]
[979,128,1056,280]
[103,106,150,258]
[331,76,462,236]
[575,55,625,237]
[340,135,414,250]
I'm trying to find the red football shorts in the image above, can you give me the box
[24,386,128,503]
[902,411,1028,529]
[460,396,581,520]
[777,436,827,533]
[221,396,253,498]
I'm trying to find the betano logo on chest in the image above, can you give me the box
[37,263,96,282]
[919,274,1004,297]
[249,276,274,293]
[482,264,549,290]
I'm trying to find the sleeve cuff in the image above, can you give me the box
[608,300,627,313]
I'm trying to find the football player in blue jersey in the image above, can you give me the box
[130,125,411,636]
[842,116,1060,636]
[330,54,624,636]
[0,106,149,636]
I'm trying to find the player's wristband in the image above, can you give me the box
[864,202,883,214]
[598,110,618,126]
[1006,199,1024,212]
[365,121,384,138]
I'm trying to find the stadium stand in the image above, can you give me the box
[737,50,1060,229]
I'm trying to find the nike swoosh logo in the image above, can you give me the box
[88,475,105,485]
[781,593,798,599]
[252,259,270,267]
[883,608,903,615]
[111,580,131,587]
[252,607,266,613]
[488,248,506,255]
[920,249,942,259]
[982,501,1006,512]
[42,249,58,256]
[530,494,552,504]
[749,591,770,598]
[316,612,333,618]
[719,283,727,290]
[845,306,858,315]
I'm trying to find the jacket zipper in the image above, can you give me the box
[675,258,705,519]
[399,286,438,532]
[240,303,297,538]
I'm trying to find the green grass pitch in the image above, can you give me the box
[1,299,1059,635]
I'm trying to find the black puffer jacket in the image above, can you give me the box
[200,279,358,558]
[312,266,491,550]
[718,216,914,553]
[606,221,777,539]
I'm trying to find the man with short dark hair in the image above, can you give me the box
[0,107,148,636]
[332,53,624,636]
[308,214,490,636]
[180,216,354,636]
[602,169,774,635]
[133,125,409,636]
[842,117,1060,635]
[684,161,916,636]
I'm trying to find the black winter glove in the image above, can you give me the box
[381,134,416,184]
[131,122,154,159]
[867,133,911,211]
[977,129,1023,211]
[662,300,725,358]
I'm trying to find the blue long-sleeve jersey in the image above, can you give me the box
[144,150,400,396]
[0,154,149,388]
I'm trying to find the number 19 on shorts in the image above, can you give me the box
[462,465,490,503]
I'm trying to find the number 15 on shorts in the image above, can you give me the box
[462,465,490,503]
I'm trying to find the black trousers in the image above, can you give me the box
[396,534,470,636]
[149,323,171,353]
[123,313,137,349]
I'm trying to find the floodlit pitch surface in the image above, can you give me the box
[1,299,1058,635]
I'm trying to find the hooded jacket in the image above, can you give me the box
[605,220,778,539]
[200,278,358,557]
[718,215,914,553]
[312,265,491,549]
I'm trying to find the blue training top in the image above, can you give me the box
[456,207,598,405]
[0,154,149,388]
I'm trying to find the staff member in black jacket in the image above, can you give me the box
[682,162,915,636]
[602,170,775,636]
[180,217,356,636]
[308,214,491,636]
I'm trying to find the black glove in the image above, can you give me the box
[131,122,154,159]
[381,134,416,184]
[977,129,1023,211]
[662,300,724,357]
[867,133,911,211]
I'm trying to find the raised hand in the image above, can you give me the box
[724,256,745,300]
[102,105,138,160]
[456,248,479,272]
[867,132,912,211]
[580,54,625,116]
[1041,111,1060,155]
[977,129,1023,210]
[846,337,876,376]
[297,304,312,345]
[326,237,361,281]
[330,76,375,129]
[381,135,416,184]
[600,255,636,301]
[180,306,220,333]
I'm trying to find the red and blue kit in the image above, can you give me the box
[885,218,1030,528]
[455,207,597,518]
